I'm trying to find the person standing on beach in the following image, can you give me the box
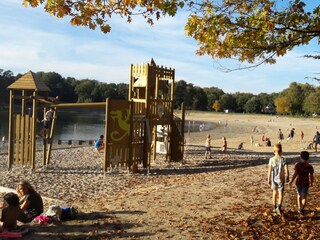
[288,151,314,214]
[300,131,304,142]
[250,136,254,146]
[267,143,289,215]
[221,137,227,153]
[291,128,295,139]
[277,129,284,143]
[205,134,212,159]
[287,128,295,141]
[312,131,320,152]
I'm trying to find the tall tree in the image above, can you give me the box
[244,96,261,113]
[23,1,320,66]
[303,88,320,115]
[282,82,305,115]
[0,70,15,105]
[274,96,291,114]
[174,80,188,109]
[234,92,254,113]
[219,93,236,112]
[212,100,221,112]
[203,87,224,111]
[192,86,208,111]
[74,79,98,102]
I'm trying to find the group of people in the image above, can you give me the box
[0,181,43,231]
[268,143,314,215]
[205,134,227,159]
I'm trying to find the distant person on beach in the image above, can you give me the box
[221,137,227,153]
[300,131,304,142]
[250,136,254,146]
[277,129,284,143]
[306,141,314,150]
[16,181,43,223]
[312,131,320,152]
[205,134,212,159]
[94,135,104,152]
[267,143,289,215]
[42,107,55,138]
[291,128,295,138]
[262,133,265,142]
[0,192,20,230]
[287,128,295,141]
[265,138,271,147]
[288,151,314,215]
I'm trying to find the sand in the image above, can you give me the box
[0,112,319,239]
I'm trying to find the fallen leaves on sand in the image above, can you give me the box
[193,175,320,239]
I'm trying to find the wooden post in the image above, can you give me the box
[128,100,134,171]
[46,108,57,165]
[31,91,38,170]
[21,90,26,165]
[181,102,185,163]
[129,64,134,100]
[42,107,47,166]
[14,114,21,165]
[7,90,14,169]
[145,64,151,173]
[152,71,159,161]
[103,98,109,173]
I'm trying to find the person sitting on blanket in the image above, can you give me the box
[16,181,43,223]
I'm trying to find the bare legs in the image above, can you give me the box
[272,190,283,206]
[297,193,307,213]
[272,190,283,214]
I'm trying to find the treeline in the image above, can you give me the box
[175,80,320,116]
[1,69,319,115]
[0,70,128,104]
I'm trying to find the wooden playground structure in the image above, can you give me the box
[6,59,185,173]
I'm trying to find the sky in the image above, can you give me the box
[0,0,319,94]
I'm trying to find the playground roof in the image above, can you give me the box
[7,71,51,92]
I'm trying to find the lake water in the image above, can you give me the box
[0,109,214,145]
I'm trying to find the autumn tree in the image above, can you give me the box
[274,96,291,114]
[203,86,224,111]
[23,1,320,66]
[303,88,320,115]
[212,100,220,112]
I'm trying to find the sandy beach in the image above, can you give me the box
[0,112,319,239]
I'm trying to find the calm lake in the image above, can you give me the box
[0,108,214,145]
[0,108,106,143]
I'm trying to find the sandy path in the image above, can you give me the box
[0,112,319,239]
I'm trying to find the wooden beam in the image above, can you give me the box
[50,102,106,108]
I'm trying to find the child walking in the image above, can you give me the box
[221,137,227,153]
[205,134,211,159]
[267,143,289,215]
[288,151,314,214]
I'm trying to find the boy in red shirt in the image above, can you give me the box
[289,151,314,214]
